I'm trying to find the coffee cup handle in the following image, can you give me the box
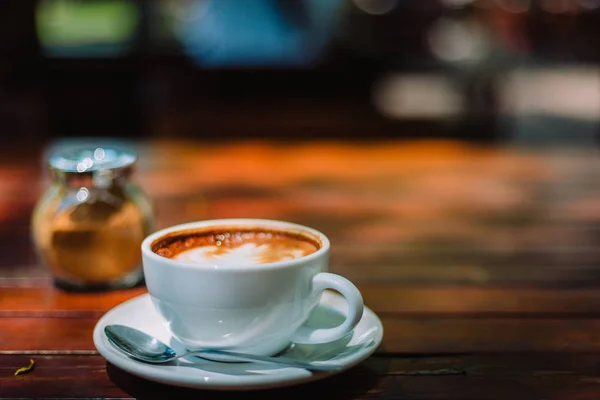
[291,272,364,344]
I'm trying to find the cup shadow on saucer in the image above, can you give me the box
[165,302,363,375]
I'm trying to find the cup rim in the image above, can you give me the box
[141,218,330,271]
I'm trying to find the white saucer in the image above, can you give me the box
[93,291,383,391]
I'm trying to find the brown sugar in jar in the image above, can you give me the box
[31,141,155,291]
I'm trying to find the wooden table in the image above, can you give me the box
[2,139,600,399]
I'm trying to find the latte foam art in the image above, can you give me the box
[153,228,320,266]
[174,242,309,266]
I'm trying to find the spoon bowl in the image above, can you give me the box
[104,324,340,372]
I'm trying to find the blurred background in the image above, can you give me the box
[1,0,600,286]
[2,0,600,146]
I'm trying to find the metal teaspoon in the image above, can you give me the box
[104,324,340,372]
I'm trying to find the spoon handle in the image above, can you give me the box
[181,349,342,372]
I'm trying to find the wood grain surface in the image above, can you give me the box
[1,139,600,399]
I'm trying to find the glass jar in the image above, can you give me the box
[31,141,155,291]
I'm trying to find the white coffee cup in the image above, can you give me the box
[141,218,364,356]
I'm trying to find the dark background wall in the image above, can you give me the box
[1,0,599,147]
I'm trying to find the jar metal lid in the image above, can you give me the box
[45,140,138,187]
[48,141,137,173]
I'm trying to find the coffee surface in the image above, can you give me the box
[152,228,320,266]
